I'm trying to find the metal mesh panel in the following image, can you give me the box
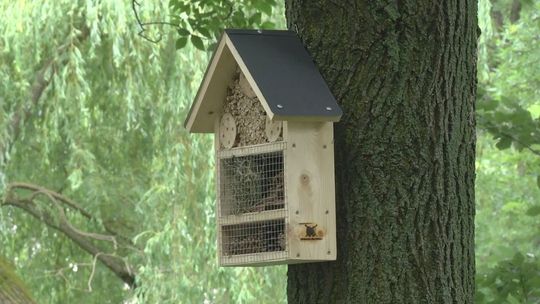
[218,145,285,216]
[221,219,286,257]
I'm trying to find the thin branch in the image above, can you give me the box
[10,182,92,218]
[88,253,100,292]
[132,0,180,43]
[2,194,136,287]
[8,182,136,246]
[132,0,234,44]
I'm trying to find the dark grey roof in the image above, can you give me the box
[225,29,342,120]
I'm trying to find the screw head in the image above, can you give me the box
[325,210,329,214]
[295,210,299,215]
[277,104,283,109]
[296,253,300,257]
[327,251,331,255]
[325,106,332,111]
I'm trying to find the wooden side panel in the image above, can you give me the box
[284,122,337,261]
[214,118,223,266]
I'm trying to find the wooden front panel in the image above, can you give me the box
[284,121,337,262]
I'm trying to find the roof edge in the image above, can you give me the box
[224,29,294,36]
[184,32,228,132]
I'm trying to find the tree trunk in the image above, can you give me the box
[0,257,36,304]
[285,1,477,303]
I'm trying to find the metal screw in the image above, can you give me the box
[277,104,284,109]
[208,111,214,115]
[325,210,329,214]
[323,145,327,149]
[296,253,300,257]
[325,106,332,111]
[295,210,299,215]
[292,143,296,148]
[327,251,331,255]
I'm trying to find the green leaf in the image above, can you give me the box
[175,37,188,49]
[526,205,540,216]
[506,294,521,304]
[197,27,211,38]
[260,21,276,29]
[254,1,273,15]
[495,136,512,150]
[249,12,262,25]
[191,35,205,50]
[177,28,190,36]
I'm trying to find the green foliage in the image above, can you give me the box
[476,0,540,302]
[0,0,286,303]
[477,0,540,154]
[476,253,540,303]
[164,0,279,50]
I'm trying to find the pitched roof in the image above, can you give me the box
[185,29,342,133]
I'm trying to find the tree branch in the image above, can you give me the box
[1,27,90,164]
[8,182,136,247]
[2,185,136,287]
[132,0,180,43]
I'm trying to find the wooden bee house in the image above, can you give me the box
[184,29,342,266]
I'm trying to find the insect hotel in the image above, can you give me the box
[184,29,342,266]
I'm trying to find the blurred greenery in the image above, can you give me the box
[0,0,538,303]
[475,0,540,303]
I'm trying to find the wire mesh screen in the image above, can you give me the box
[221,219,286,257]
[218,144,285,216]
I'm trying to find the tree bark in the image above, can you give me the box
[0,257,36,304]
[285,1,477,303]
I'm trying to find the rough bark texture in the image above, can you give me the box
[285,1,477,303]
[0,257,36,304]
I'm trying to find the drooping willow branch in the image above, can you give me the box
[2,183,137,287]
[0,27,90,166]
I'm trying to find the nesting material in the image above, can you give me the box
[224,220,286,256]
[222,71,282,148]
[220,151,285,216]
